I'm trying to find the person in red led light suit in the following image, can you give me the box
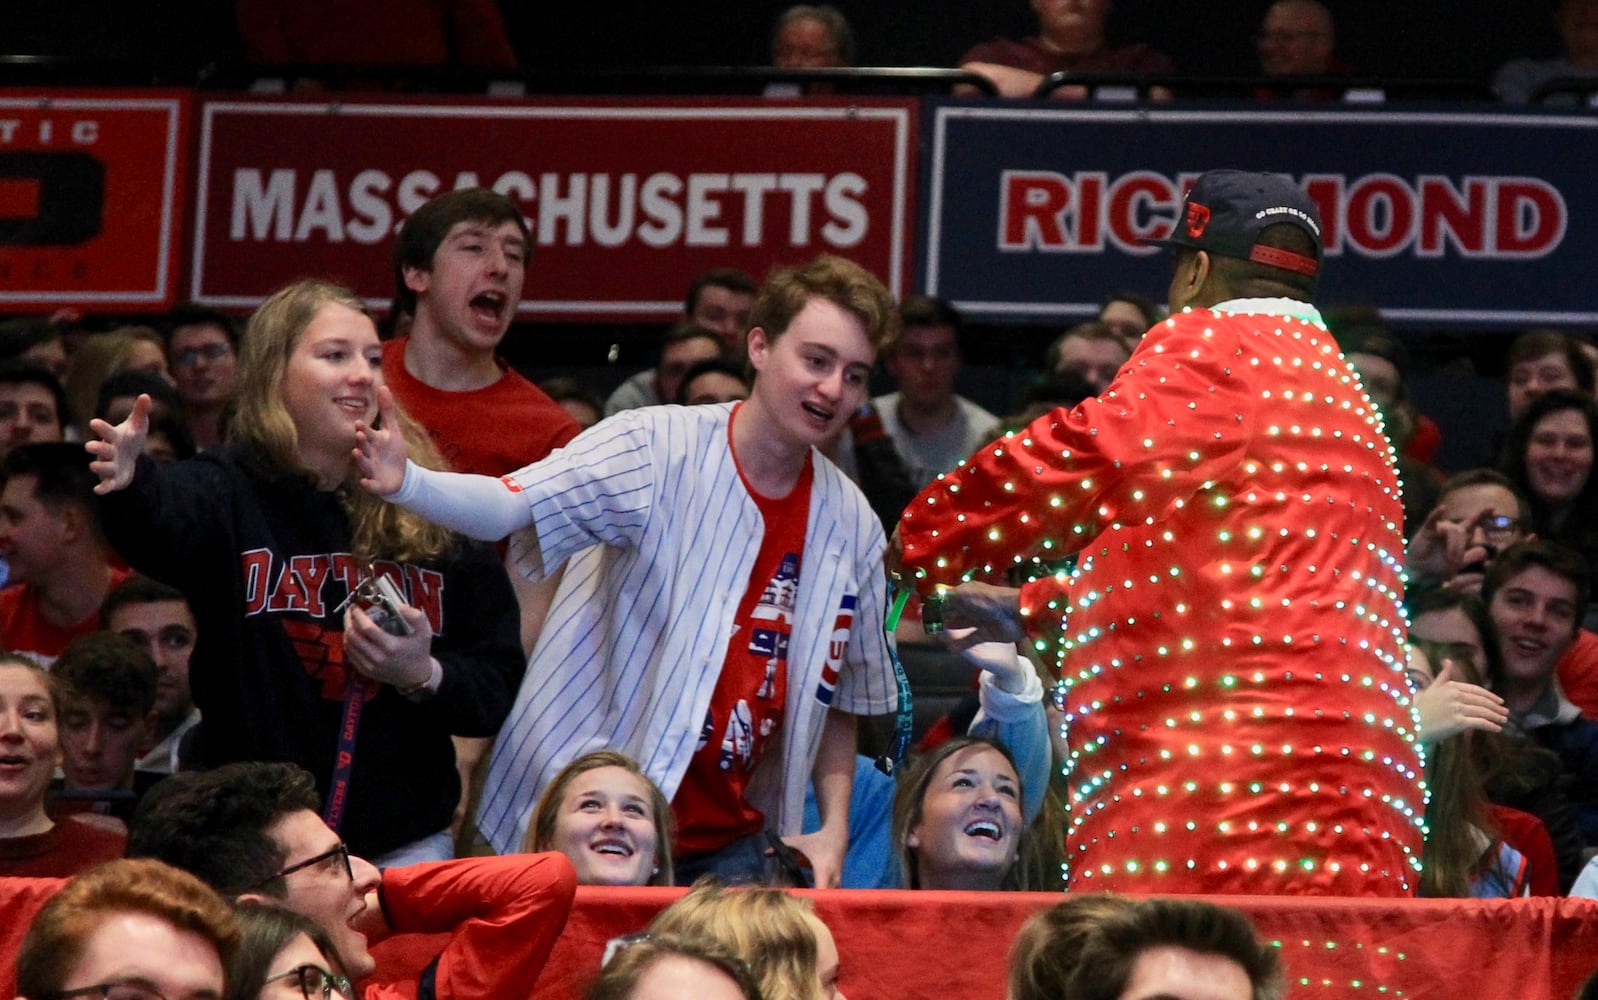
[896,171,1426,897]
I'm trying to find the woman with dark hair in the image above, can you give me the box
[891,735,1030,891]
[228,901,351,1000]
[1500,388,1598,577]
[84,278,525,865]
[1410,587,1583,893]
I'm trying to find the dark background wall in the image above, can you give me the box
[0,1,1571,86]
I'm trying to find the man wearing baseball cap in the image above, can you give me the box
[894,170,1426,897]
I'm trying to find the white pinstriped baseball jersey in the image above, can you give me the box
[475,402,899,855]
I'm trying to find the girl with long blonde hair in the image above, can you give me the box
[85,278,524,865]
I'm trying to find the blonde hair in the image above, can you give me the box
[229,279,451,563]
[649,879,821,1000]
[525,749,675,886]
[63,326,168,430]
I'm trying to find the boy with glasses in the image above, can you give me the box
[128,761,576,997]
[164,305,239,452]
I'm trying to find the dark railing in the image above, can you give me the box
[0,55,997,97]
[1528,77,1598,106]
[1034,72,1499,103]
[0,55,1531,106]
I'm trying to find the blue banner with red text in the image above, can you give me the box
[920,103,1598,329]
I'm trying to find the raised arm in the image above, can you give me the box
[85,393,151,494]
[356,387,536,543]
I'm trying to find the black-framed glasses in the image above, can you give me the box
[42,979,221,1000]
[248,842,353,891]
[173,343,232,367]
[265,965,352,1000]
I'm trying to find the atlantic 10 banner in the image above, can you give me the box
[920,103,1598,329]
[191,97,916,318]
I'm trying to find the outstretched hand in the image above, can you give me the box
[354,386,409,498]
[84,393,152,494]
[1413,659,1509,745]
[940,582,1026,647]
[946,626,1030,694]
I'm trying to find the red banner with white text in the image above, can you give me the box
[0,91,188,309]
[190,97,916,319]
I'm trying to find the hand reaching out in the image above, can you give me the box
[1413,660,1509,745]
[940,582,1026,646]
[84,394,152,494]
[353,386,410,498]
[946,626,1030,695]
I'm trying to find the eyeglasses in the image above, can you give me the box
[1478,513,1523,545]
[42,980,221,1000]
[174,343,232,367]
[248,842,353,891]
[265,965,353,1000]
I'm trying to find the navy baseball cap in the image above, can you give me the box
[1151,170,1323,278]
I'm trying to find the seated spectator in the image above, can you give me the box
[165,303,240,452]
[1097,290,1160,342]
[1255,0,1351,98]
[960,0,1174,99]
[103,576,201,776]
[0,362,66,459]
[541,376,606,430]
[0,316,69,381]
[0,442,131,665]
[891,735,1030,891]
[63,327,172,435]
[1494,0,1598,103]
[0,653,127,877]
[1500,390,1598,583]
[1007,895,1138,1000]
[677,358,752,406]
[14,858,237,1000]
[1045,320,1131,393]
[683,269,759,364]
[605,322,727,416]
[1,645,127,869]
[228,900,351,1000]
[1410,587,1588,892]
[1408,468,1530,597]
[1506,329,1594,425]
[525,749,674,886]
[868,295,998,490]
[1407,643,1531,898]
[234,0,517,70]
[648,879,843,1000]
[51,632,161,828]
[1062,897,1285,1000]
[771,5,854,68]
[128,761,578,996]
[587,933,762,1000]
[1483,541,1598,844]
[1339,326,1442,535]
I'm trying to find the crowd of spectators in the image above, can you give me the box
[2,6,1598,998]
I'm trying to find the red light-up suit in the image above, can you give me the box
[900,300,1426,896]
